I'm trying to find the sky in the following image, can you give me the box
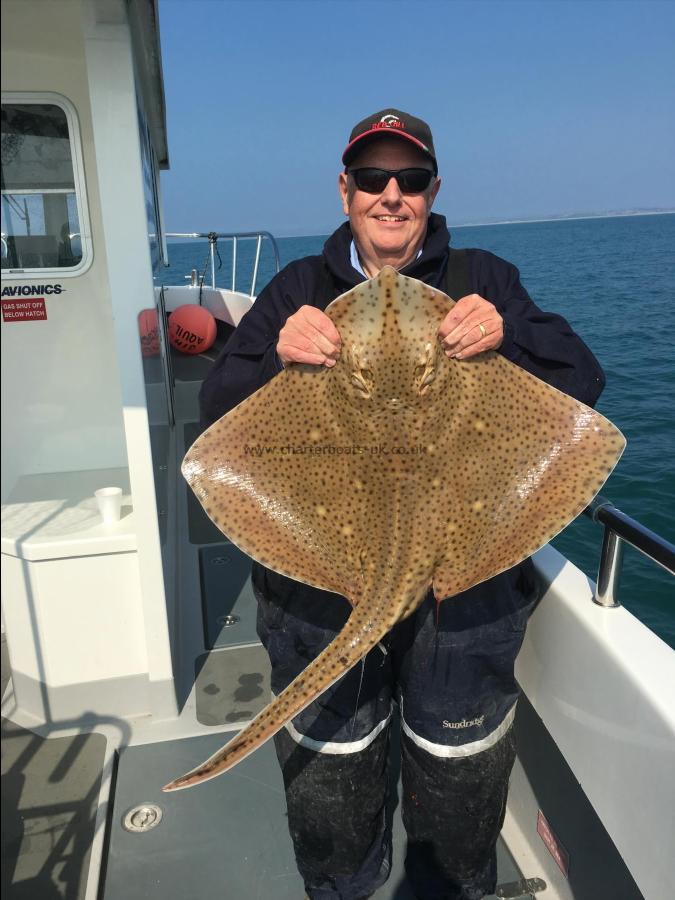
[158,0,675,236]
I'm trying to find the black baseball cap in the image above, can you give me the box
[342,108,438,174]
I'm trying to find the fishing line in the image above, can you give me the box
[349,657,367,740]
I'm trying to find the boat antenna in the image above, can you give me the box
[198,232,223,305]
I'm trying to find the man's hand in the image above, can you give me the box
[438,294,504,359]
[277,306,341,367]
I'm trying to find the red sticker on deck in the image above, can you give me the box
[537,810,569,877]
[1,298,47,322]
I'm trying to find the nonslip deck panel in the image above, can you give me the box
[102,729,520,900]
[103,738,304,900]
[195,645,271,726]
[1,706,106,900]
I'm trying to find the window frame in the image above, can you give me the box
[1,91,93,279]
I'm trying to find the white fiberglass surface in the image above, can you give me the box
[519,544,675,900]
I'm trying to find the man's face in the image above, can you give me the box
[338,137,440,269]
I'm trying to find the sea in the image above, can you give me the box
[160,213,675,648]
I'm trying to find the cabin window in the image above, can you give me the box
[1,94,91,275]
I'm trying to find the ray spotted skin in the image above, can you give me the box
[163,267,625,792]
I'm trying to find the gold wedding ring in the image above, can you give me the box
[478,323,487,338]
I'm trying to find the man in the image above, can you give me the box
[200,109,604,900]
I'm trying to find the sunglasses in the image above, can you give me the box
[347,167,435,194]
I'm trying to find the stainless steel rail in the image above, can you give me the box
[165,230,281,297]
[583,497,675,607]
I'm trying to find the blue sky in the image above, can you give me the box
[158,0,675,236]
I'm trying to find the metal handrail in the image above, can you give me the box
[165,230,281,297]
[583,497,675,608]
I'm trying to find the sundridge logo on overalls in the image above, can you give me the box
[373,114,405,130]
[442,715,485,729]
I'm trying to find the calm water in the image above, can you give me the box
[161,214,675,647]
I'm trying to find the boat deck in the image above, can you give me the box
[103,725,523,900]
[1,634,524,899]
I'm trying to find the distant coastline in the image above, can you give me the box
[449,209,675,229]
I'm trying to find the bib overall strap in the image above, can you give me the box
[444,247,471,301]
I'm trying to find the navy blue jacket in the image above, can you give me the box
[198,214,606,669]
[200,213,605,427]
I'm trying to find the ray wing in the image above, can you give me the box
[427,352,625,600]
[183,365,373,602]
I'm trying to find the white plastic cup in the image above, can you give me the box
[95,487,123,524]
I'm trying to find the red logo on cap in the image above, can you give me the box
[373,114,405,130]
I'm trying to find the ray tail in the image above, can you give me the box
[162,598,409,791]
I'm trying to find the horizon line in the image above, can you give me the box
[165,209,675,242]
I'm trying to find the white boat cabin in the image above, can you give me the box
[1,3,673,900]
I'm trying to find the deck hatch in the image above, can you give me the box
[122,803,164,834]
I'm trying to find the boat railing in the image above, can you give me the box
[583,497,675,607]
[165,230,281,297]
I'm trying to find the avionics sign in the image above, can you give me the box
[1,283,64,322]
